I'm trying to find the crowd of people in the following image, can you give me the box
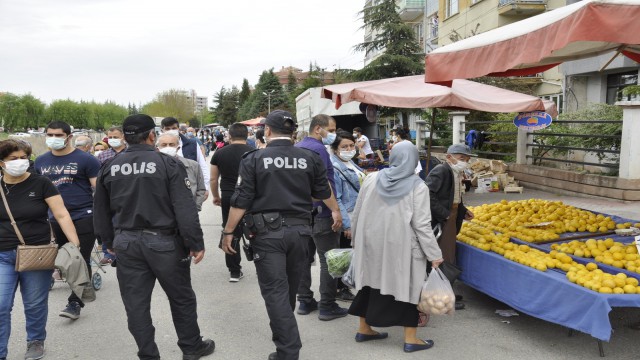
[0,111,475,360]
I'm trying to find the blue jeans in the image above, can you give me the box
[0,250,51,359]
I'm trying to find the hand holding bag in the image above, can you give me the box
[0,181,58,272]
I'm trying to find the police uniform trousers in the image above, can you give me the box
[113,229,201,360]
[253,223,312,360]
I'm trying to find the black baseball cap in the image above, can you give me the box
[123,114,156,135]
[264,110,296,133]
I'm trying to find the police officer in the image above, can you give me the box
[222,110,340,360]
[93,114,215,360]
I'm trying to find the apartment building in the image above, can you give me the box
[186,90,208,113]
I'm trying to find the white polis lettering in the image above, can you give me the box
[263,157,307,170]
[111,162,157,176]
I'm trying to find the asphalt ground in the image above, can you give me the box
[7,186,640,360]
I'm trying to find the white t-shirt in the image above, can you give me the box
[358,134,373,155]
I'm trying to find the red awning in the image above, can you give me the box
[425,0,640,82]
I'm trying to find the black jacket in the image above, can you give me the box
[425,163,468,233]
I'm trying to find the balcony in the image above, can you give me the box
[397,0,425,21]
[498,0,547,16]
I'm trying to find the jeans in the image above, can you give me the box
[0,250,51,359]
[114,230,202,360]
[297,216,340,311]
[221,195,243,274]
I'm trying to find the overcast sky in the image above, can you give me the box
[0,0,365,107]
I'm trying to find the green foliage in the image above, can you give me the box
[557,103,622,161]
[45,99,127,130]
[238,79,251,107]
[350,0,423,82]
[213,86,240,126]
[0,93,47,131]
[622,85,640,96]
[141,89,194,123]
[238,69,290,120]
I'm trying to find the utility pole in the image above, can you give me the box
[262,89,275,114]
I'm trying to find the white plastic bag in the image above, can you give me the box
[341,259,356,289]
[417,268,455,315]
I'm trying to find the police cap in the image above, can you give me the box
[123,114,156,135]
[264,110,296,134]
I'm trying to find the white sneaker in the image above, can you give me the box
[229,271,244,282]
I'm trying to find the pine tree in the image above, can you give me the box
[239,78,251,107]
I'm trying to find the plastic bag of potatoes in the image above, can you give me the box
[417,268,456,315]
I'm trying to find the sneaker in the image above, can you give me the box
[25,340,45,360]
[82,286,96,303]
[318,304,348,321]
[296,299,318,315]
[59,301,81,320]
[338,288,355,302]
[229,271,244,282]
[182,338,215,360]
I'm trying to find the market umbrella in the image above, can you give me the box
[240,117,265,126]
[424,0,640,83]
[321,75,557,115]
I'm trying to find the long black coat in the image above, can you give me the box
[425,163,467,233]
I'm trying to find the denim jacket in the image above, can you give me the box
[331,154,362,230]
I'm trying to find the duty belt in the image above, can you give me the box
[120,228,176,236]
[281,217,310,227]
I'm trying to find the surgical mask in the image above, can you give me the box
[164,129,180,137]
[159,146,178,157]
[186,131,194,138]
[339,150,356,161]
[108,138,122,148]
[450,160,468,173]
[46,137,67,150]
[322,131,337,145]
[392,136,398,142]
[94,151,103,158]
[2,159,30,177]
[353,133,358,138]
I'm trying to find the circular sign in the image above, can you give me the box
[513,111,553,130]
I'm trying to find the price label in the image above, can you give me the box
[635,235,640,255]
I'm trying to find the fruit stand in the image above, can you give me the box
[455,199,640,355]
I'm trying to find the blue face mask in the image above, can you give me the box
[186,131,194,138]
[322,131,337,145]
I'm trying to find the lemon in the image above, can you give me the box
[599,286,613,294]
[626,278,639,287]
[586,263,598,271]
[613,287,625,294]
[602,279,616,289]
[623,285,637,294]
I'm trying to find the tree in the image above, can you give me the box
[238,79,251,108]
[141,89,193,122]
[213,86,240,126]
[238,69,289,120]
[351,0,424,81]
[0,93,25,131]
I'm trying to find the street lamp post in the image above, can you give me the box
[262,90,275,114]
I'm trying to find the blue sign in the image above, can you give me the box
[513,111,553,130]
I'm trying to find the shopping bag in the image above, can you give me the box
[326,248,353,278]
[341,259,356,289]
[439,261,462,282]
[417,268,455,315]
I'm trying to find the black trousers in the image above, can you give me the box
[113,230,203,360]
[253,224,311,360]
[221,195,243,274]
[52,216,95,306]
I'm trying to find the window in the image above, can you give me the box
[446,0,459,17]
[606,71,638,104]
[542,94,564,114]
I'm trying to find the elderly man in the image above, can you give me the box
[156,132,207,211]
[74,135,93,153]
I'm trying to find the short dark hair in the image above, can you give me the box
[255,129,265,143]
[308,114,333,133]
[46,121,71,136]
[228,123,248,140]
[215,134,224,142]
[267,125,293,137]
[125,129,153,145]
[330,130,356,151]
[396,128,411,140]
[353,127,363,134]
[108,126,123,135]
[0,139,32,161]
[161,117,179,128]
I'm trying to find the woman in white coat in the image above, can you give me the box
[347,140,444,353]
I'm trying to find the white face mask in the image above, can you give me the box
[108,138,122,148]
[94,150,103,158]
[159,146,178,157]
[353,133,358,138]
[339,150,356,161]
[392,135,398,142]
[3,159,30,177]
[450,160,468,173]
[46,137,67,150]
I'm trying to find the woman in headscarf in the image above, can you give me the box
[347,141,443,353]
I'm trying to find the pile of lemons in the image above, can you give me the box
[468,199,617,243]
[563,261,640,294]
[551,238,640,273]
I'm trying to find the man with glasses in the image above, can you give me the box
[35,121,101,319]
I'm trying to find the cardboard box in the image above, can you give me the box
[490,160,508,174]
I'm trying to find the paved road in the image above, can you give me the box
[7,186,640,360]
